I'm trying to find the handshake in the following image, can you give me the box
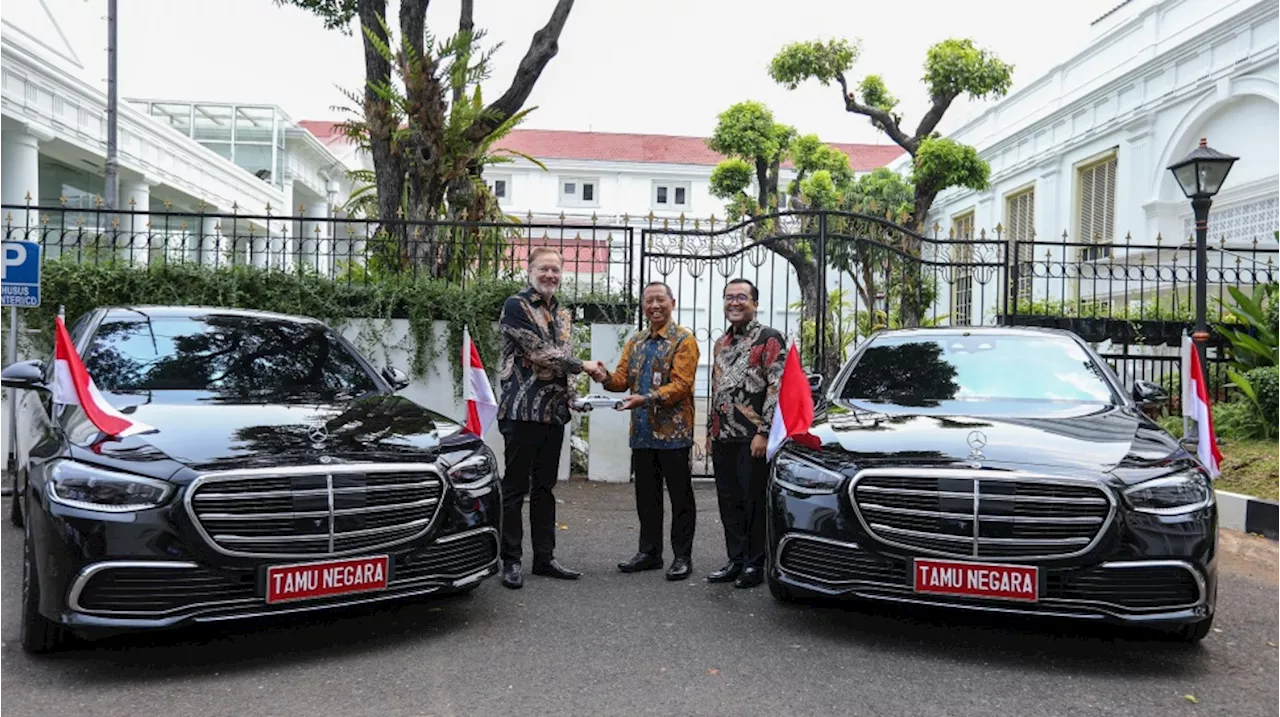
[582,360,608,382]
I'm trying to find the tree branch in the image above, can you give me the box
[837,73,915,153]
[913,91,958,145]
[464,0,574,143]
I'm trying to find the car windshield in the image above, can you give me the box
[838,333,1117,407]
[82,314,379,403]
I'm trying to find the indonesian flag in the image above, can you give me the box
[462,325,498,437]
[1181,334,1223,478]
[53,316,155,438]
[766,344,822,461]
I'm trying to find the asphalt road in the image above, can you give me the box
[2,481,1277,717]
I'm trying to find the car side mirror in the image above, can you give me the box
[807,373,824,401]
[1132,379,1169,407]
[2,360,48,393]
[382,366,410,391]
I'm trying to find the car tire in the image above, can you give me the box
[1173,617,1214,643]
[9,469,24,528]
[21,508,69,655]
[767,569,799,604]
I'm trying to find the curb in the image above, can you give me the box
[1216,490,1279,541]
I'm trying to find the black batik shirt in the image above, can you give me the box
[497,286,583,426]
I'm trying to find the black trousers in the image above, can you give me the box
[631,447,696,560]
[711,441,769,569]
[499,420,564,565]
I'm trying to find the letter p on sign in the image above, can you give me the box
[2,242,25,281]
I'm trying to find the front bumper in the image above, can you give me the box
[29,475,502,635]
[767,481,1218,627]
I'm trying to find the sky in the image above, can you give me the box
[30,0,1125,145]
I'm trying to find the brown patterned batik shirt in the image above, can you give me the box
[709,319,787,443]
[497,286,584,426]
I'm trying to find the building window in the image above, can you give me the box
[652,181,692,211]
[951,211,975,326]
[486,174,511,204]
[560,178,599,208]
[1077,153,1116,261]
[1005,187,1036,305]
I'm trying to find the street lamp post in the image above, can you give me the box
[1166,138,1239,369]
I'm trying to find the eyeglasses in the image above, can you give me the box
[723,293,752,304]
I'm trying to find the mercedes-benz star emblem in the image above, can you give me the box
[309,425,329,447]
[966,430,987,451]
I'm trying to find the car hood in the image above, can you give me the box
[810,398,1184,478]
[63,392,470,479]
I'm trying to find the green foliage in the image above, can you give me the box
[922,38,1015,101]
[768,38,860,89]
[858,75,898,114]
[23,258,524,394]
[912,136,990,194]
[707,101,794,163]
[799,171,840,209]
[709,158,755,200]
[1211,399,1271,442]
[844,167,914,218]
[1244,365,1278,430]
[273,0,357,32]
[1215,283,1278,370]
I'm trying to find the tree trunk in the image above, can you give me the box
[358,0,402,236]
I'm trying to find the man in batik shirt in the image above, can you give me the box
[591,281,700,581]
[496,246,604,589]
[706,277,786,589]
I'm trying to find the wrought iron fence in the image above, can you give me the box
[1,204,639,315]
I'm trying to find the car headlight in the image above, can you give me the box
[773,454,845,494]
[47,461,173,512]
[440,447,497,490]
[1122,469,1214,515]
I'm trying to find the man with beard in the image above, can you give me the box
[706,278,787,589]
[587,281,700,581]
[496,246,604,589]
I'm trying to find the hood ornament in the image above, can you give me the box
[966,430,987,465]
[309,424,329,449]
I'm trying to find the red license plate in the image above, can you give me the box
[265,555,390,605]
[913,558,1039,602]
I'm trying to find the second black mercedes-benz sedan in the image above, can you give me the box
[766,327,1218,642]
[4,306,501,654]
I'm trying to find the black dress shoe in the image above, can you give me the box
[617,552,664,573]
[734,566,764,589]
[531,558,582,580]
[666,557,692,581]
[705,562,742,583]
[502,561,523,589]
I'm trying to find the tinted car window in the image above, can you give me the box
[83,315,379,403]
[839,334,1116,407]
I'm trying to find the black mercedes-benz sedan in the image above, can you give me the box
[3,306,501,654]
[766,327,1218,642]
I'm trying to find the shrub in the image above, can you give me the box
[1243,365,1278,429]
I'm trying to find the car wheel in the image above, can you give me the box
[1173,617,1214,643]
[21,510,69,655]
[9,470,24,528]
[767,569,799,604]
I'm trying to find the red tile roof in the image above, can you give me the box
[298,122,904,172]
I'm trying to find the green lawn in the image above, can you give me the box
[1215,440,1279,501]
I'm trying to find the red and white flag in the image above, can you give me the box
[52,316,155,438]
[1181,334,1223,478]
[462,326,498,437]
[766,344,822,461]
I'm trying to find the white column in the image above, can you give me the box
[1,126,42,233]
[278,175,296,271]
[119,178,152,265]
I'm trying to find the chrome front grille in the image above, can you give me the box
[849,468,1114,560]
[186,464,445,558]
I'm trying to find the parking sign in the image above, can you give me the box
[1,240,41,307]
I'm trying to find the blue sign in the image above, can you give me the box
[1,240,41,307]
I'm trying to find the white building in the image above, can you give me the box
[890,0,1279,326]
[1,0,363,269]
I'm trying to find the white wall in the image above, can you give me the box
[891,0,1279,325]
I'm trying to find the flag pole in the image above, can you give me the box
[1181,329,1190,442]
